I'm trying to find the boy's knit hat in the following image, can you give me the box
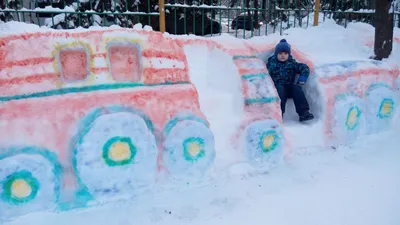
[274,39,291,56]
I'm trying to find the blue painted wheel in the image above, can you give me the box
[331,94,365,145]
[0,147,61,220]
[243,119,284,168]
[163,115,216,182]
[73,111,158,200]
[365,84,398,133]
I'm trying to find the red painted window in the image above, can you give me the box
[59,50,88,82]
[108,45,141,82]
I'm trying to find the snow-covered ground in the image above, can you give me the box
[1,19,400,225]
[4,117,400,225]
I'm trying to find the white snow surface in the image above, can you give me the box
[4,122,400,225]
[1,20,400,225]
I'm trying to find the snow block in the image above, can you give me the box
[311,60,399,146]
[177,37,285,169]
[220,40,284,167]
[0,28,216,220]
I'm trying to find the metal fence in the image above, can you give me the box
[1,0,399,39]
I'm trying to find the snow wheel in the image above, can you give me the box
[365,84,398,133]
[0,148,61,220]
[74,111,158,200]
[163,115,216,182]
[243,119,284,168]
[330,94,365,145]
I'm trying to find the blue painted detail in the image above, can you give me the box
[70,105,156,208]
[377,98,395,119]
[0,82,191,103]
[163,112,209,138]
[345,106,362,130]
[0,146,62,205]
[315,60,383,70]
[314,60,385,76]
[182,137,206,162]
[335,92,361,101]
[1,170,40,205]
[241,73,268,79]
[244,119,284,168]
[57,48,92,84]
[106,41,143,81]
[244,97,280,105]
[241,72,279,105]
[365,82,393,96]
[365,83,395,120]
[102,136,136,166]
[259,130,279,153]
[162,114,216,182]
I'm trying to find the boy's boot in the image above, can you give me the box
[299,111,314,122]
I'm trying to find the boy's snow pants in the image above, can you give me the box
[275,84,310,116]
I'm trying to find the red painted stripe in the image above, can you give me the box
[143,67,187,74]
[143,68,189,83]
[142,49,185,60]
[3,57,54,69]
[0,28,125,47]
[91,51,188,60]
[319,68,397,84]
[92,53,106,58]
[0,32,66,44]
[0,28,155,44]
[91,67,109,73]
[0,73,56,86]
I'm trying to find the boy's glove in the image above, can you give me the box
[296,75,308,85]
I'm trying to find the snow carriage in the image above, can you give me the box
[247,41,399,148]
[0,28,216,219]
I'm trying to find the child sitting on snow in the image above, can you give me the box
[266,39,314,122]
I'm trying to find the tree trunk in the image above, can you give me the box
[374,0,394,60]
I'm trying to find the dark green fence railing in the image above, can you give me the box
[1,0,399,39]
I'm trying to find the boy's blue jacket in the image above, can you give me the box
[266,55,310,85]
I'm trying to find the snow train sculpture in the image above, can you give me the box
[0,27,399,221]
[0,29,216,219]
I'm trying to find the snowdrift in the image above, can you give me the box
[0,24,399,221]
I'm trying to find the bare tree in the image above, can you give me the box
[374,0,394,60]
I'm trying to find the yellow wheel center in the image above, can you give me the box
[187,142,201,157]
[263,134,275,149]
[108,142,131,162]
[11,179,32,199]
[381,102,391,115]
[347,108,358,128]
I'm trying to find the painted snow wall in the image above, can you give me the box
[0,28,217,220]
[0,27,399,221]
[311,61,398,145]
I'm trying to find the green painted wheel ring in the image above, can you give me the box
[2,170,40,205]
[102,136,137,167]
[259,130,279,153]
[182,137,206,162]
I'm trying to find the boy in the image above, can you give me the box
[266,39,314,122]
